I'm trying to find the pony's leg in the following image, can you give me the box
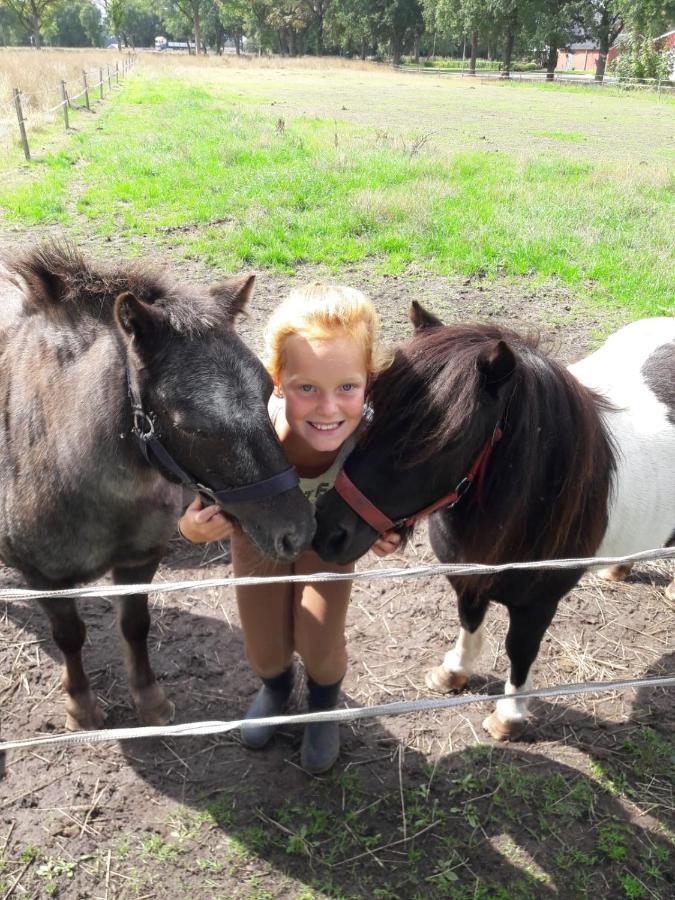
[425,592,489,693]
[598,564,674,599]
[113,560,175,726]
[483,599,558,742]
[38,597,104,731]
[597,563,633,583]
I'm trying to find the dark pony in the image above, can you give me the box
[0,244,314,731]
[314,302,655,740]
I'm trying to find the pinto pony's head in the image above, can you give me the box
[313,302,613,567]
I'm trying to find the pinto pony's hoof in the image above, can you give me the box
[665,579,675,602]
[482,711,528,742]
[597,563,633,583]
[64,692,105,732]
[424,666,468,693]
[135,685,175,726]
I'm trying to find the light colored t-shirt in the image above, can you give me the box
[268,393,361,505]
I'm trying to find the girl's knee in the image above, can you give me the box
[244,639,294,680]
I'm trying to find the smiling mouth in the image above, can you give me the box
[309,421,343,432]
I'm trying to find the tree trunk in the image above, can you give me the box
[470,31,478,74]
[414,32,420,65]
[193,7,203,55]
[234,28,241,55]
[595,35,610,81]
[546,38,558,81]
[502,12,518,78]
[392,30,402,67]
[594,9,611,82]
[31,15,41,49]
[360,36,366,61]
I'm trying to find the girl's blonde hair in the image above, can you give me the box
[264,282,388,381]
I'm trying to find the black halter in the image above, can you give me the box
[127,369,299,507]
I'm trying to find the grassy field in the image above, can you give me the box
[0,54,673,317]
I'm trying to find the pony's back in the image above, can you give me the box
[569,318,675,558]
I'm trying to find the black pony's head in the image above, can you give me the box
[13,244,315,560]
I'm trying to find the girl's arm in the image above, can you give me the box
[178,496,234,543]
[371,530,402,558]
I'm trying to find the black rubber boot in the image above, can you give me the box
[240,666,294,750]
[300,676,343,774]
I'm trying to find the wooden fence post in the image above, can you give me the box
[82,71,90,110]
[107,65,112,91]
[60,80,69,130]
[99,68,104,100]
[12,88,30,161]
[115,62,119,84]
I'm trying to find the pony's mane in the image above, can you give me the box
[365,323,616,565]
[365,324,540,465]
[6,242,233,335]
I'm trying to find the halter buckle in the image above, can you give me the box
[132,409,155,439]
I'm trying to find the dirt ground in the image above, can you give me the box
[0,254,673,899]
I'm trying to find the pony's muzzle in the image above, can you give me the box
[273,521,316,561]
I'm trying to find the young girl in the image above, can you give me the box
[178,283,400,774]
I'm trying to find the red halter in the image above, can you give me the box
[334,423,503,534]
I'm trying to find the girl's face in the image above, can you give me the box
[277,334,368,454]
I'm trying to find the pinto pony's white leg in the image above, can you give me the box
[425,624,484,692]
[483,674,534,742]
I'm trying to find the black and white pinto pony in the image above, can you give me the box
[313,305,675,740]
[0,245,315,731]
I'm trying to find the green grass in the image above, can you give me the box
[0,74,673,318]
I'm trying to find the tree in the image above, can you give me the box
[304,0,332,53]
[325,0,379,59]
[267,2,313,56]
[579,0,675,80]
[0,0,63,48]
[43,0,102,46]
[424,1,499,73]
[581,1,623,80]
[215,0,247,53]
[247,0,272,55]
[101,0,127,47]
[530,0,582,80]
[378,0,424,66]
[167,0,211,53]
[0,3,30,43]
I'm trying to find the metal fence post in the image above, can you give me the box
[82,70,90,110]
[12,88,30,161]
[99,67,104,100]
[60,80,69,130]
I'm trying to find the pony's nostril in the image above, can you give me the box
[276,527,303,559]
[327,526,349,557]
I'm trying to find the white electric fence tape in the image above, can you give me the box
[0,676,673,753]
[1,547,673,604]
[0,547,672,754]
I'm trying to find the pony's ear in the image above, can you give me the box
[209,274,255,321]
[477,340,516,397]
[113,291,164,348]
[410,301,444,332]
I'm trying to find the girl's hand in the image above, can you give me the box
[371,530,402,558]
[178,496,234,544]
